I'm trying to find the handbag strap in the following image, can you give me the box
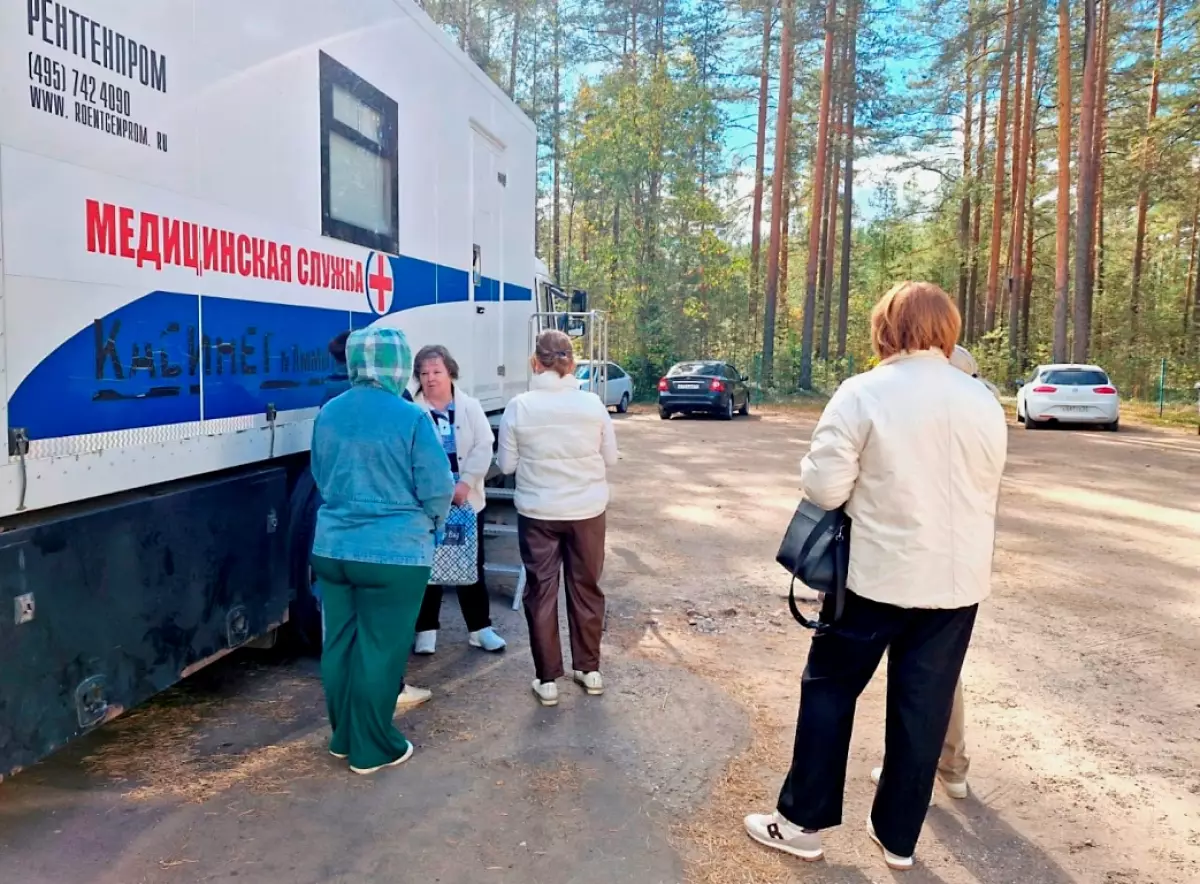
[787,574,825,630]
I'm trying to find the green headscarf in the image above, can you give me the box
[345,326,413,398]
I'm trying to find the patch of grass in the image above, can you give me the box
[1120,400,1198,431]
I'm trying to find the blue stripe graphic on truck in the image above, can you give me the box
[9,256,533,440]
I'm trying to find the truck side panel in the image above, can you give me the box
[0,0,536,519]
[0,467,288,777]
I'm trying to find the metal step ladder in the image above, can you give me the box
[481,485,528,610]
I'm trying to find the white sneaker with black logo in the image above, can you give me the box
[743,812,824,862]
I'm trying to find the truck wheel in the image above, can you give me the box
[286,467,323,655]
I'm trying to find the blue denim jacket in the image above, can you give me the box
[310,385,454,567]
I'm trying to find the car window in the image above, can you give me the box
[574,365,592,380]
[608,363,626,380]
[668,362,720,377]
[1041,369,1109,386]
[724,364,741,380]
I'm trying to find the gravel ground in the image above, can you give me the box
[0,405,1197,884]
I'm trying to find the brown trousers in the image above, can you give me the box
[517,512,606,682]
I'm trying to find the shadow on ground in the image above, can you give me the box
[0,600,746,884]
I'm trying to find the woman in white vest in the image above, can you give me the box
[411,345,507,658]
[497,329,619,707]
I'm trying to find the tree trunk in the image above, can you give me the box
[799,0,837,390]
[967,33,989,343]
[818,43,843,363]
[1129,0,1165,349]
[610,202,620,300]
[821,104,843,361]
[985,0,1017,333]
[762,0,795,388]
[551,0,562,281]
[565,185,576,285]
[1022,104,1037,362]
[749,5,773,346]
[530,4,541,256]
[1193,209,1200,353]
[836,0,859,360]
[1056,0,1075,362]
[1184,192,1199,339]
[780,179,792,315]
[1008,0,1037,363]
[957,7,975,323]
[1072,0,1099,364]
[1006,4,1026,310]
[811,164,830,345]
[1092,0,1109,334]
[507,2,521,97]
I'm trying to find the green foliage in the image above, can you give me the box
[421,0,1198,403]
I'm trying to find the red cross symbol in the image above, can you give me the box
[366,253,394,314]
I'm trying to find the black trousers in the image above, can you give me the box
[776,590,977,858]
[415,509,492,633]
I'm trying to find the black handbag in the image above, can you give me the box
[775,500,851,630]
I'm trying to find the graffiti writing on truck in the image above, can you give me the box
[91,317,339,402]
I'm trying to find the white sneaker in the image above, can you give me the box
[867,818,914,870]
[468,627,507,652]
[413,630,438,655]
[350,741,414,775]
[870,766,965,802]
[531,679,559,707]
[395,684,432,712]
[743,812,824,862]
[572,670,604,695]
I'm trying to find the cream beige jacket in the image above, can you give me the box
[801,350,1008,609]
[497,371,619,521]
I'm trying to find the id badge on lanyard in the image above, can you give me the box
[434,406,460,481]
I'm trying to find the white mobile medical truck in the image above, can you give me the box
[0,0,581,778]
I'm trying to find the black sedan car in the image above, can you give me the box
[657,361,751,420]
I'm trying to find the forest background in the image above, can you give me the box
[420,0,1200,406]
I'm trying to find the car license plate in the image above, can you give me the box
[1060,405,1089,412]
[677,383,701,390]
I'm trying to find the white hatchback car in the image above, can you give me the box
[575,360,635,413]
[1017,364,1120,431]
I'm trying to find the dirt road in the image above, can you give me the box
[614,407,1200,884]
[1,408,1197,883]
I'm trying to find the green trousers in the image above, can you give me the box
[311,556,430,771]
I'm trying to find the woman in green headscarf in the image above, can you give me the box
[310,326,454,774]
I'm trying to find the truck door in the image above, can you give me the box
[471,129,504,408]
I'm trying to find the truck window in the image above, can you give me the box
[319,52,399,254]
